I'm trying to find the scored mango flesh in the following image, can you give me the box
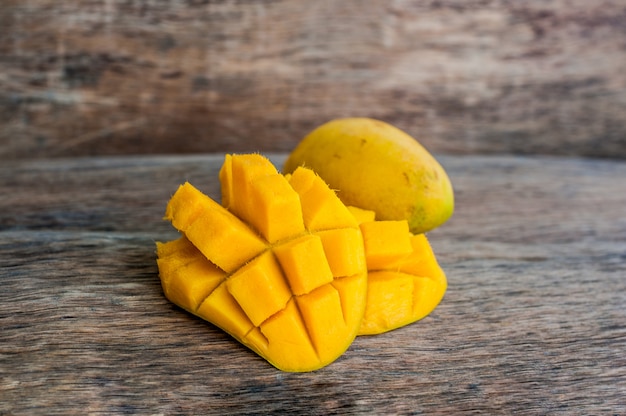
[157,154,367,372]
[348,206,447,335]
[156,153,448,372]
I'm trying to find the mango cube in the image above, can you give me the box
[288,167,358,231]
[273,234,334,296]
[226,252,291,327]
[360,220,413,270]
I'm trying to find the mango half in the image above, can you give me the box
[348,207,447,335]
[157,154,368,372]
[283,118,454,234]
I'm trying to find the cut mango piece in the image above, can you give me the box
[165,182,267,273]
[331,274,369,331]
[253,300,319,370]
[157,154,367,372]
[226,252,291,327]
[288,167,358,231]
[390,234,446,279]
[316,228,366,278]
[361,271,414,332]
[273,234,334,296]
[226,152,278,224]
[296,284,347,361]
[360,220,413,270]
[196,284,254,339]
[248,173,305,243]
[347,205,376,224]
[358,231,447,335]
[157,237,227,312]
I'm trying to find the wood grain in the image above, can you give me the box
[1,1,625,159]
[1,154,625,414]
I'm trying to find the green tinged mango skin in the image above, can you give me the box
[283,118,454,234]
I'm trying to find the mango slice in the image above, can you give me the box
[157,154,367,372]
[352,210,447,335]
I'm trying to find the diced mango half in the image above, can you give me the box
[358,231,447,336]
[158,154,447,370]
[344,206,447,335]
[157,154,367,372]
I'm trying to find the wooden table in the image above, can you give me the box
[1,153,625,415]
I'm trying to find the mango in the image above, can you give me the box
[283,117,454,234]
[349,207,447,335]
[157,154,368,372]
[157,152,448,372]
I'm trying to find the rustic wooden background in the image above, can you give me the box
[2,0,626,160]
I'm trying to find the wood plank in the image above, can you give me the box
[1,1,625,159]
[1,154,625,414]
[2,154,624,242]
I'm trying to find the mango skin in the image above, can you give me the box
[283,118,454,234]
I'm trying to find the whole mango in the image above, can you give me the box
[283,118,454,234]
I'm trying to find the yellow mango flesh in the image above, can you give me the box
[345,206,446,335]
[156,237,226,311]
[316,228,366,278]
[164,182,266,274]
[355,212,447,335]
[157,154,367,372]
[288,167,359,231]
[360,220,413,270]
[272,234,334,296]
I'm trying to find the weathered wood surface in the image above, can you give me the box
[2,1,626,160]
[1,153,625,414]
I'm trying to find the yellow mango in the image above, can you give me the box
[283,118,454,234]
[331,273,368,332]
[295,284,347,359]
[197,283,254,339]
[249,300,318,370]
[157,154,367,372]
